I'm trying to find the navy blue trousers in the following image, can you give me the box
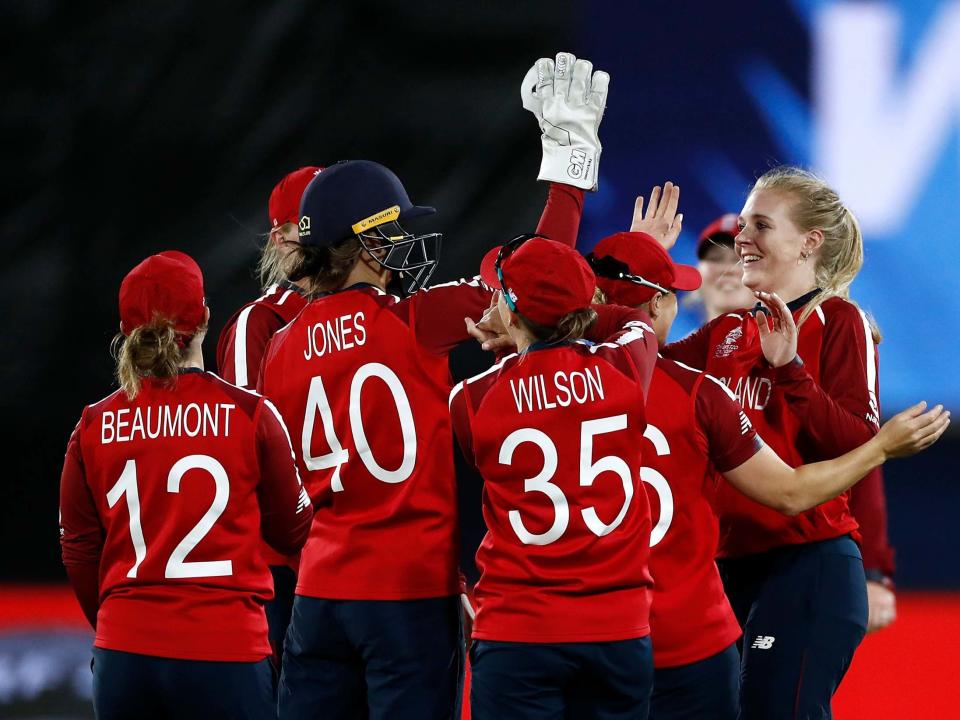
[266,565,297,670]
[278,594,463,720]
[718,535,868,720]
[650,643,739,720]
[470,637,653,720]
[91,647,274,720]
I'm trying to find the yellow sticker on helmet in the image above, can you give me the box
[352,205,401,234]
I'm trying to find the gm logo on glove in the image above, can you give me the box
[567,149,588,180]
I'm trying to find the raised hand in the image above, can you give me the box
[520,52,610,191]
[465,297,516,354]
[629,182,683,249]
[876,401,950,459]
[754,291,798,368]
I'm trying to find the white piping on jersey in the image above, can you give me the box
[588,320,653,353]
[364,285,402,302]
[465,353,519,385]
[725,312,744,320]
[208,372,262,397]
[421,277,485,293]
[89,387,125,409]
[449,351,520,409]
[233,284,284,387]
[449,380,466,410]
[815,305,826,325]
[705,373,739,401]
[261,397,307,494]
[277,289,294,305]
[234,305,256,387]
[857,309,880,423]
[669,358,705,375]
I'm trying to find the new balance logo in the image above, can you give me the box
[297,488,311,514]
[751,636,775,650]
[739,411,751,435]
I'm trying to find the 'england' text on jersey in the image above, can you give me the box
[720,375,773,411]
[509,365,605,414]
[304,312,366,360]
[100,403,236,444]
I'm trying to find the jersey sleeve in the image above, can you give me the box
[408,278,495,356]
[535,182,585,248]
[773,306,880,456]
[59,416,103,628]
[697,375,764,473]
[585,304,658,396]
[661,318,718,370]
[448,382,475,468]
[256,399,313,555]
[218,305,283,389]
[848,467,896,578]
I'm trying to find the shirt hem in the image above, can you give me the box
[94,638,270,663]
[472,624,650,643]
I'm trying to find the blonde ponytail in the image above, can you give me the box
[751,166,881,343]
[111,319,183,399]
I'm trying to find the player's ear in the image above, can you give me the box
[647,294,663,320]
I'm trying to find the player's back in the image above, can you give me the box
[456,341,652,643]
[74,371,284,661]
[261,284,466,600]
[643,357,751,668]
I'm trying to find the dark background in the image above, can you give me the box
[2,0,957,588]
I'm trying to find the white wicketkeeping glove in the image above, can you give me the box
[520,52,610,191]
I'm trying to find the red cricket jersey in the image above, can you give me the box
[217,282,308,569]
[59,370,312,661]
[643,357,761,668]
[260,281,494,600]
[664,293,881,557]
[256,181,585,600]
[217,283,308,390]
[450,306,658,643]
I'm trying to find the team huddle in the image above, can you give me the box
[58,53,950,720]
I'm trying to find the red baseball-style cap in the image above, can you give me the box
[591,231,701,307]
[269,166,324,227]
[119,251,206,337]
[697,213,741,258]
[480,237,596,327]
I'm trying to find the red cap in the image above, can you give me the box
[697,213,740,258]
[480,238,596,327]
[268,166,324,227]
[119,251,206,338]
[592,232,701,307]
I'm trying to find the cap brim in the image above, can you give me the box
[399,204,437,221]
[479,246,503,288]
[673,263,703,291]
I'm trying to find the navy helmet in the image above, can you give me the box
[298,160,441,294]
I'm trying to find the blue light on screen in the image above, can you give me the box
[581,0,960,414]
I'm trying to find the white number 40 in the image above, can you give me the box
[107,455,232,580]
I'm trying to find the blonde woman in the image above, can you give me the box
[662,167,892,719]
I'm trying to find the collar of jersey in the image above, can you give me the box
[278,278,304,295]
[177,367,204,375]
[315,282,381,298]
[751,287,821,317]
[527,339,577,353]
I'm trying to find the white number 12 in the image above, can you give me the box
[106,455,233,579]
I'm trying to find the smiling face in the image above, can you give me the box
[736,189,820,297]
[697,240,755,319]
